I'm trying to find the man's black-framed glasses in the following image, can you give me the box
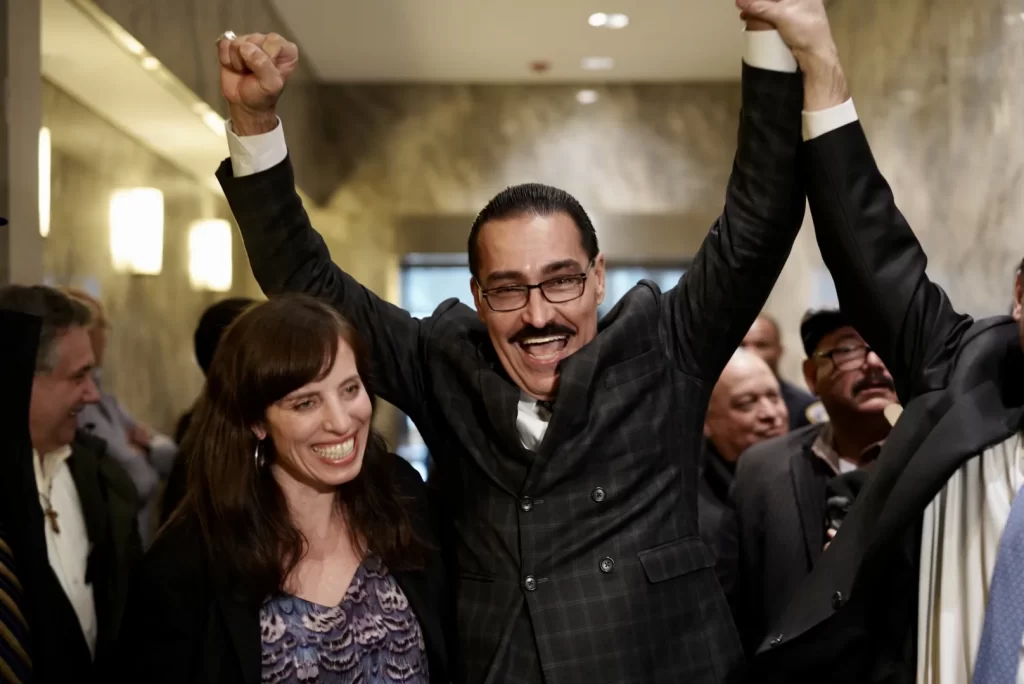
[479,262,594,312]
[814,343,874,372]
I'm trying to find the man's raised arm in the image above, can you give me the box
[213,33,430,417]
[665,19,806,381]
[740,0,972,401]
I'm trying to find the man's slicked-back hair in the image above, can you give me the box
[0,284,92,372]
[467,183,599,279]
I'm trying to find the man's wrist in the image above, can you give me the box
[229,106,279,136]
[797,47,850,111]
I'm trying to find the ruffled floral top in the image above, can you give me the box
[260,554,429,683]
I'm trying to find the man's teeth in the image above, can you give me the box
[521,335,568,346]
[313,438,355,462]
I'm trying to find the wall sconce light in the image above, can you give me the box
[188,218,233,292]
[109,187,164,275]
[39,127,51,238]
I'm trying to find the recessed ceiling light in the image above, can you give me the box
[606,13,629,28]
[576,90,599,105]
[588,12,608,27]
[581,57,614,70]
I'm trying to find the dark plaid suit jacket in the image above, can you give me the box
[218,62,805,684]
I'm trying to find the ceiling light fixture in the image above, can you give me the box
[581,57,614,70]
[588,12,609,27]
[606,13,630,28]
[576,90,599,105]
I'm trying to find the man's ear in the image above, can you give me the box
[802,358,818,395]
[471,278,488,324]
[593,253,607,306]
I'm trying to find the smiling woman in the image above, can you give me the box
[114,294,450,683]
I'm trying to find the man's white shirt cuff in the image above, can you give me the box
[802,99,858,141]
[225,118,288,177]
[743,29,798,73]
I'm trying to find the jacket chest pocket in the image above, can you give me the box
[638,536,715,583]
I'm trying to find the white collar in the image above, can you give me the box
[33,445,74,493]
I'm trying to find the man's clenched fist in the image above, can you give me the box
[217,32,299,135]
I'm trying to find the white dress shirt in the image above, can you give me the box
[916,432,1024,683]
[33,446,98,658]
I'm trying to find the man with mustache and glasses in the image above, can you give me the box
[735,0,1024,681]
[212,15,809,682]
[727,309,896,655]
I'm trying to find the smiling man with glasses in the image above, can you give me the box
[213,17,808,683]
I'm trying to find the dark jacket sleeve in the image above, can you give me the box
[217,158,431,422]
[0,311,40,526]
[804,122,973,403]
[664,63,806,382]
[113,521,207,682]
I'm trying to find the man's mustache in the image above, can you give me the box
[853,372,895,395]
[510,323,576,345]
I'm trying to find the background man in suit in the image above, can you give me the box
[729,308,895,655]
[0,285,141,681]
[212,17,810,682]
[737,0,1024,681]
[698,348,789,604]
[742,313,818,428]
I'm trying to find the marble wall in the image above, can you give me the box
[87,0,1024,389]
[771,0,1024,350]
[42,79,263,434]
[90,0,335,203]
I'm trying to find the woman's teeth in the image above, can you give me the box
[313,438,355,462]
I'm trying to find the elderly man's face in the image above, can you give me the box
[30,326,100,454]
[704,349,788,463]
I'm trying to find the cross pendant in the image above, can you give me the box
[44,506,60,534]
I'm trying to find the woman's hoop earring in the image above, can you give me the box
[254,440,266,469]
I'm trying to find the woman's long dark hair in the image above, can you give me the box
[176,294,423,599]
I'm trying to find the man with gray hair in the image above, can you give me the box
[0,285,140,680]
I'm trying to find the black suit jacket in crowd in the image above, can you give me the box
[0,311,142,683]
[752,122,1024,683]
[217,62,807,684]
[729,423,834,654]
[113,454,449,683]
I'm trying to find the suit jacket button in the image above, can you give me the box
[519,496,533,512]
[523,575,537,592]
[591,487,606,503]
[599,557,615,573]
[769,634,784,647]
[831,591,844,610]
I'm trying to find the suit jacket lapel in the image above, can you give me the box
[523,340,599,490]
[216,590,261,684]
[477,369,529,494]
[790,447,827,568]
[872,382,1023,557]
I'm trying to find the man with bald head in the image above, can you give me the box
[698,348,789,596]
[743,314,817,429]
